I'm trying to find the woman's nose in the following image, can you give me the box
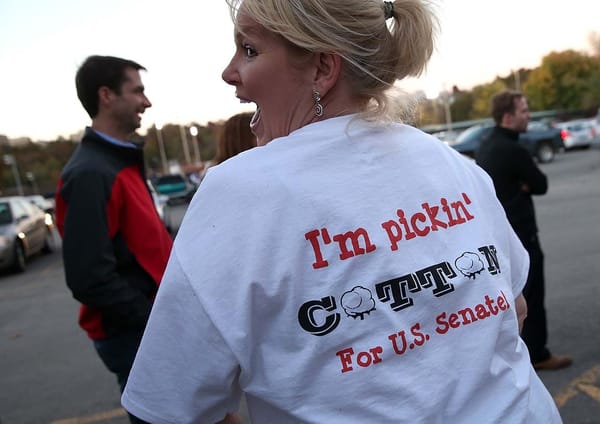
[222,57,238,86]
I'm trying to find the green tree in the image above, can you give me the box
[469,80,507,119]
[450,88,474,122]
[192,124,217,163]
[524,50,600,110]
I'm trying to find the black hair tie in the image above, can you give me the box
[383,1,395,20]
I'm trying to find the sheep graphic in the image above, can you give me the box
[455,252,485,279]
[340,286,376,320]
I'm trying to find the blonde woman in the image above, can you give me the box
[123,1,561,422]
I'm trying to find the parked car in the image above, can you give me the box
[26,194,55,215]
[146,180,169,221]
[151,174,195,197]
[0,196,55,272]
[553,119,594,150]
[448,121,563,163]
[431,129,461,143]
[162,186,197,237]
[162,197,192,237]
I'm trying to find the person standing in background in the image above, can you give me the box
[476,89,572,370]
[215,112,257,161]
[55,55,173,423]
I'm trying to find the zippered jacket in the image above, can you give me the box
[56,128,173,339]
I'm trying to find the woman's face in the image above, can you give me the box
[222,11,315,145]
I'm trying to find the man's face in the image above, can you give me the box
[109,68,152,134]
[507,96,530,133]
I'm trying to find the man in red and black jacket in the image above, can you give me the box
[55,55,172,422]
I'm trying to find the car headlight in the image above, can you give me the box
[45,213,54,226]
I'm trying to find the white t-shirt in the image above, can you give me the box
[122,116,561,423]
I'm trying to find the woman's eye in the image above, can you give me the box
[243,44,257,58]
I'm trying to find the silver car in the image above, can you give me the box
[0,196,55,272]
[553,119,594,149]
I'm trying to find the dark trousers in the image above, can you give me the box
[519,233,551,363]
[93,331,148,424]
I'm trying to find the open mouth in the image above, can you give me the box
[237,95,260,135]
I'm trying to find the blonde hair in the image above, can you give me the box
[226,0,437,121]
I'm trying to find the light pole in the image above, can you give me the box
[179,125,192,165]
[426,86,454,132]
[3,154,24,196]
[25,172,39,194]
[439,90,454,132]
[155,124,169,175]
[514,69,521,91]
[189,126,202,165]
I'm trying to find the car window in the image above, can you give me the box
[0,202,13,224]
[20,199,41,216]
[156,175,185,185]
[455,125,491,143]
[11,200,27,220]
[27,195,47,209]
[527,121,547,131]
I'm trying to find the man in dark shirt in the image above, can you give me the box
[476,90,571,371]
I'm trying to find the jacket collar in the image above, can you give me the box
[494,125,520,141]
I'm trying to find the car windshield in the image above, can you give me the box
[0,202,13,225]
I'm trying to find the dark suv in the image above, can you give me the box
[448,122,564,163]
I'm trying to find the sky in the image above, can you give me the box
[0,0,597,141]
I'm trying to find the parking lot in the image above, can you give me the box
[1,145,599,423]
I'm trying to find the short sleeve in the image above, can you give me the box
[507,225,530,296]
[121,250,242,424]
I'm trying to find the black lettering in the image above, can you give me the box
[298,296,340,336]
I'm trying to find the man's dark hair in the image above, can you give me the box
[490,90,524,125]
[75,55,146,118]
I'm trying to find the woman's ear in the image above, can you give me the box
[313,52,342,97]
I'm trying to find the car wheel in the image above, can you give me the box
[12,241,26,273]
[42,229,54,253]
[536,142,554,163]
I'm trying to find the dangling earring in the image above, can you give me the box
[313,90,324,117]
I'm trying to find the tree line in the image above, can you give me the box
[1,42,599,197]
[416,46,600,127]
[0,123,220,196]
